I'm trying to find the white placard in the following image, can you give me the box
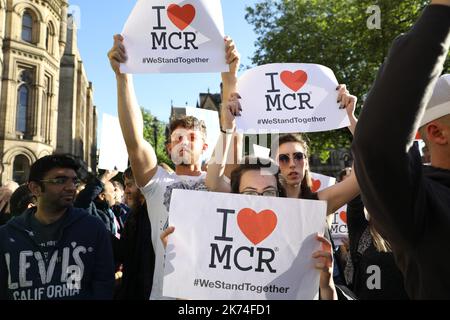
[98,114,129,172]
[330,205,348,246]
[163,190,327,300]
[252,144,271,158]
[309,173,347,245]
[310,172,336,193]
[120,0,228,73]
[236,63,350,133]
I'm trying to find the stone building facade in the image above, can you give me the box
[0,0,96,184]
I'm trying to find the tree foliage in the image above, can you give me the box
[246,0,450,161]
[141,108,174,168]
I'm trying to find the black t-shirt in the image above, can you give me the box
[28,213,67,259]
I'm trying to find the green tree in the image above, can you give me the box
[246,0,450,161]
[141,108,174,168]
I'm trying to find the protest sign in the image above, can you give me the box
[330,205,348,246]
[163,190,326,300]
[310,172,336,193]
[236,64,350,133]
[98,114,128,172]
[120,0,227,73]
[252,144,271,158]
[309,173,347,244]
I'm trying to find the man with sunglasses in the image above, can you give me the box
[108,33,240,299]
[0,155,114,300]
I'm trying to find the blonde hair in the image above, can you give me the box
[365,208,392,253]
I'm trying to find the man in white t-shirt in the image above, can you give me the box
[139,117,209,300]
[107,34,239,299]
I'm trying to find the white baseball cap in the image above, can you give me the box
[420,74,450,127]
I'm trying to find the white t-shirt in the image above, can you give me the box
[140,166,207,300]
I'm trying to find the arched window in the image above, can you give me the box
[41,76,51,142]
[46,22,55,53]
[22,12,33,43]
[13,155,30,184]
[16,85,29,133]
[16,70,33,135]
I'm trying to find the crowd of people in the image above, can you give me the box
[0,0,449,300]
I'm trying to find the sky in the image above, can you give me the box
[69,0,260,134]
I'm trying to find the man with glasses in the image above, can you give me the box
[0,155,115,300]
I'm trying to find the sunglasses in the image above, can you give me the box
[278,152,305,165]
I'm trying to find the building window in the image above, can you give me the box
[41,76,51,142]
[46,23,55,53]
[16,69,34,136]
[22,12,33,43]
[13,155,30,184]
[16,85,29,133]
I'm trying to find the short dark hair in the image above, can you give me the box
[112,180,124,192]
[230,156,285,197]
[169,116,207,140]
[9,184,36,217]
[123,167,134,180]
[28,154,80,183]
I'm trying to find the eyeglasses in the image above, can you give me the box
[241,189,278,197]
[40,177,81,187]
[278,152,305,165]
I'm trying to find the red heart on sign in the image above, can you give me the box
[237,209,278,245]
[167,4,196,31]
[311,179,321,193]
[339,211,347,224]
[280,70,308,92]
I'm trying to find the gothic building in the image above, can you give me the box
[0,0,97,184]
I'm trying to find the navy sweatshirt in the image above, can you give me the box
[0,207,115,300]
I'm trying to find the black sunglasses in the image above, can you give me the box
[278,152,305,164]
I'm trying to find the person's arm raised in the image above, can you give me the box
[108,34,158,188]
[222,37,243,177]
[352,4,450,246]
[336,84,358,135]
[318,166,359,218]
[206,93,241,192]
[206,37,241,192]
[318,87,360,219]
